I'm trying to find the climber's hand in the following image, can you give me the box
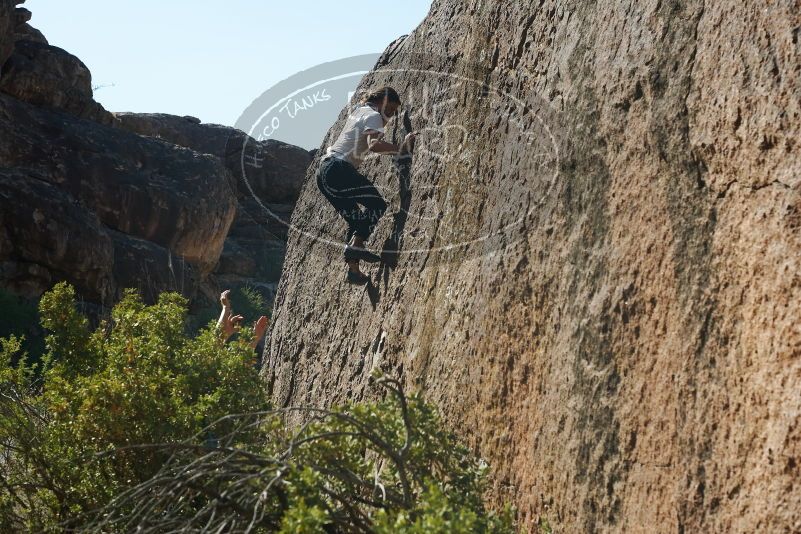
[403,132,416,152]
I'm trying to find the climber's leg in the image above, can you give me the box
[317,158,362,244]
[322,197,368,273]
[316,157,383,279]
[352,186,387,241]
[332,164,385,263]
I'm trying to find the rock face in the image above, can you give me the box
[266,1,801,532]
[14,21,47,45]
[0,167,115,302]
[0,93,236,272]
[1,1,113,125]
[0,1,19,67]
[0,39,115,124]
[115,113,313,204]
[0,6,231,310]
[115,113,313,303]
[0,3,312,314]
[0,91,236,303]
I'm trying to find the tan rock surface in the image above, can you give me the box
[265,0,801,531]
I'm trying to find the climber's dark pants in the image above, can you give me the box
[316,156,387,243]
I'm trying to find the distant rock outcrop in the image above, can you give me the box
[1,1,113,124]
[114,112,313,303]
[14,20,47,44]
[0,39,115,124]
[115,113,312,204]
[0,166,115,303]
[265,0,801,532]
[0,1,18,67]
[0,2,312,314]
[0,90,234,304]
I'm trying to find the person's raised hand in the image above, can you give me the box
[221,314,243,340]
[253,316,269,339]
[219,289,232,310]
[250,316,269,350]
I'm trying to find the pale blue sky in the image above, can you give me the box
[26,1,433,127]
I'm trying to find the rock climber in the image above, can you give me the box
[316,86,416,285]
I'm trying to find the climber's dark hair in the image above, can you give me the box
[361,86,401,106]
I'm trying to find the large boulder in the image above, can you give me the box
[110,230,199,305]
[115,112,313,203]
[14,22,47,45]
[115,112,313,306]
[0,92,237,276]
[265,0,801,532]
[0,168,114,303]
[0,40,114,124]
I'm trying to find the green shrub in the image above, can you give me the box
[0,283,515,533]
[0,283,267,531]
[230,283,268,323]
[88,375,515,533]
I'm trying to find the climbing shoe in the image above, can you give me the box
[346,270,370,285]
[344,244,381,263]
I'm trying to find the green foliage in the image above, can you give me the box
[90,374,516,533]
[230,283,267,323]
[0,282,267,531]
[0,283,515,533]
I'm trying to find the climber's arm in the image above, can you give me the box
[367,131,416,155]
[366,131,400,154]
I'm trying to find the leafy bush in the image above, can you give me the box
[88,376,515,533]
[230,283,269,323]
[0,283,267,531]
[0,283,514,533]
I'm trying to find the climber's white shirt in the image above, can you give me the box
[325,104,385,168]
